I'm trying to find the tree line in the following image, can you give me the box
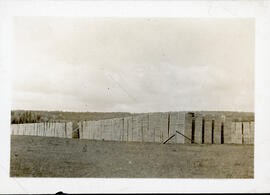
[11,111,42,124]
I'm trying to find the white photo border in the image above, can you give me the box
[0,0,269,193]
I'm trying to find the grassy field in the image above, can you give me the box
[10,135,254,178]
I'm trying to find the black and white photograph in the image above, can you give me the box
[10,17,254,178]
[1,0,270,193]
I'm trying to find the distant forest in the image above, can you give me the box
[11,110,254,124]
[11,110,133,124]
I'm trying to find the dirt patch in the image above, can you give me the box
[10,135,253,178]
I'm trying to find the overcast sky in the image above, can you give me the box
[11,17,254,113]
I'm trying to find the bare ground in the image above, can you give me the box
[10,135,254,178]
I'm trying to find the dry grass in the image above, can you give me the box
[10,135,254,178]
